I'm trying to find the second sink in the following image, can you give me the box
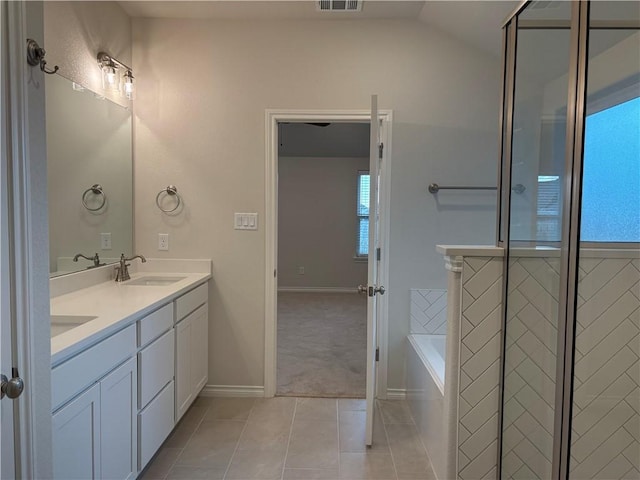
[51,315,98,337]
[125,276,186,286]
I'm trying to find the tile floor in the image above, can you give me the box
[141,397,436,480]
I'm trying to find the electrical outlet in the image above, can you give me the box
[100,233,112,250]
[298,266,305,275]
[158,233,169,251]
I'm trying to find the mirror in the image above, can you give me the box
[46,74,133,277]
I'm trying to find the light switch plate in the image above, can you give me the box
[100,233,112,250]
[158,233,169,251]
[234,213,258,230]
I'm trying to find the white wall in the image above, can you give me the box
[133,18,501,390]
[44,1,132,108]
[278,156,368,289]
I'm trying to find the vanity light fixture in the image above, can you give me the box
[97,52,135,100]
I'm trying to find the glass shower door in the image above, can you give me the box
[569,2,640,478]
[500,3,572,478]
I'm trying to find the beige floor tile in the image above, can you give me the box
[339,399,366,412]
[283,468,341,479]
[237,417,292,452]
[140,448,182,480]
[175,420,245,468]
[339,411,389,454]
[296,398,338,421]
[286,419,339,469]
[203,397,256,421]
[339,452,397,480]
[192,396,215,408]
[384,424,432,477]
[164,405,209,448]
[378,401,414,425]
[249,397,297,423]
[396,468,436,480]
[165,465,226,479]
[225,449,286,480]
[384,424,425,455]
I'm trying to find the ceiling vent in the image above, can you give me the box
[317,0,362,12]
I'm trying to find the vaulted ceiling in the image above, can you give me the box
[118,1,519,56]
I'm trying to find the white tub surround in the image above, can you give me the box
[407,334,448,479]
[410,289,448,335]
[50,259,211,365]
[410,246,504,480]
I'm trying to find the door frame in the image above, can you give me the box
[2,1,53,477]
[264,109,392,398]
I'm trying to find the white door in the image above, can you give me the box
[364,95,384,446]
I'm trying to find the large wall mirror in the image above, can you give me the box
[47,74,133,277]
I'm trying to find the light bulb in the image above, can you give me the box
[122,70,135,100]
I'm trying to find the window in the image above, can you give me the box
[357,171,370,257]
[535,94,639,243]
[581,95,640,242]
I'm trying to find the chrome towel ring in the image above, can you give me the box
[156,185,182,213]
[82,184,106,211]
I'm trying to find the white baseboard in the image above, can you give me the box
[278,287,357,294]
[386,388,407,400]
[200,384,265,398]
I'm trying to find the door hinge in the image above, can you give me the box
[274,269,277,278]
[375,347,380,362]
[376,247,381,261]
[378,142,384,159]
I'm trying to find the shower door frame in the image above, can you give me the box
[496,1,592,478]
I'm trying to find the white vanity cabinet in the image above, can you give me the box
[52,326,137,480]
[174,283,209,422]
[136,303,175,471]
[51,278,210,479]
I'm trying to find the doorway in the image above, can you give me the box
[264,109,392,401]
[276,122,370,397]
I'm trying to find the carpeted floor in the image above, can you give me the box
[276,292,367,398]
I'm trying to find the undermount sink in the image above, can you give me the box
[51,315,98,337]
[125,276,186,286]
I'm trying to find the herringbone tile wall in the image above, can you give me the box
[570,257,639,479]
[501,256,559,479]
[458,257,503,480]
[501,255,639,480]
[410,289,448,335]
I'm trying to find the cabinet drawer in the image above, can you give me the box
[138,380,174,471]
[175,283,207,322]
[138,303,173,348]
[52,325,136,411]
[138,329,174,409]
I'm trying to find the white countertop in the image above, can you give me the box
[51,271,211,366]
[436,245,505,257]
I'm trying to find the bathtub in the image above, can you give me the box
[407,334,455,480]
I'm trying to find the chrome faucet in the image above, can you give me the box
[115,253,147,282]
[73,252,105,268]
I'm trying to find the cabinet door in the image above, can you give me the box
[100,357,137,480]
[175,303,209,421]
[191,304,208,394]
[175,314,193,422]
[53,383,101,479]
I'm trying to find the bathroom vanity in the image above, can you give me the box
[50,261,211,479]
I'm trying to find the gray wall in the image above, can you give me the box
[278,156,369,289]
[132,17,501,390]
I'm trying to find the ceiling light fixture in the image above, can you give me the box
[97,52,135,100]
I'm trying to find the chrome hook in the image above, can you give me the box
[26,39,59,75]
